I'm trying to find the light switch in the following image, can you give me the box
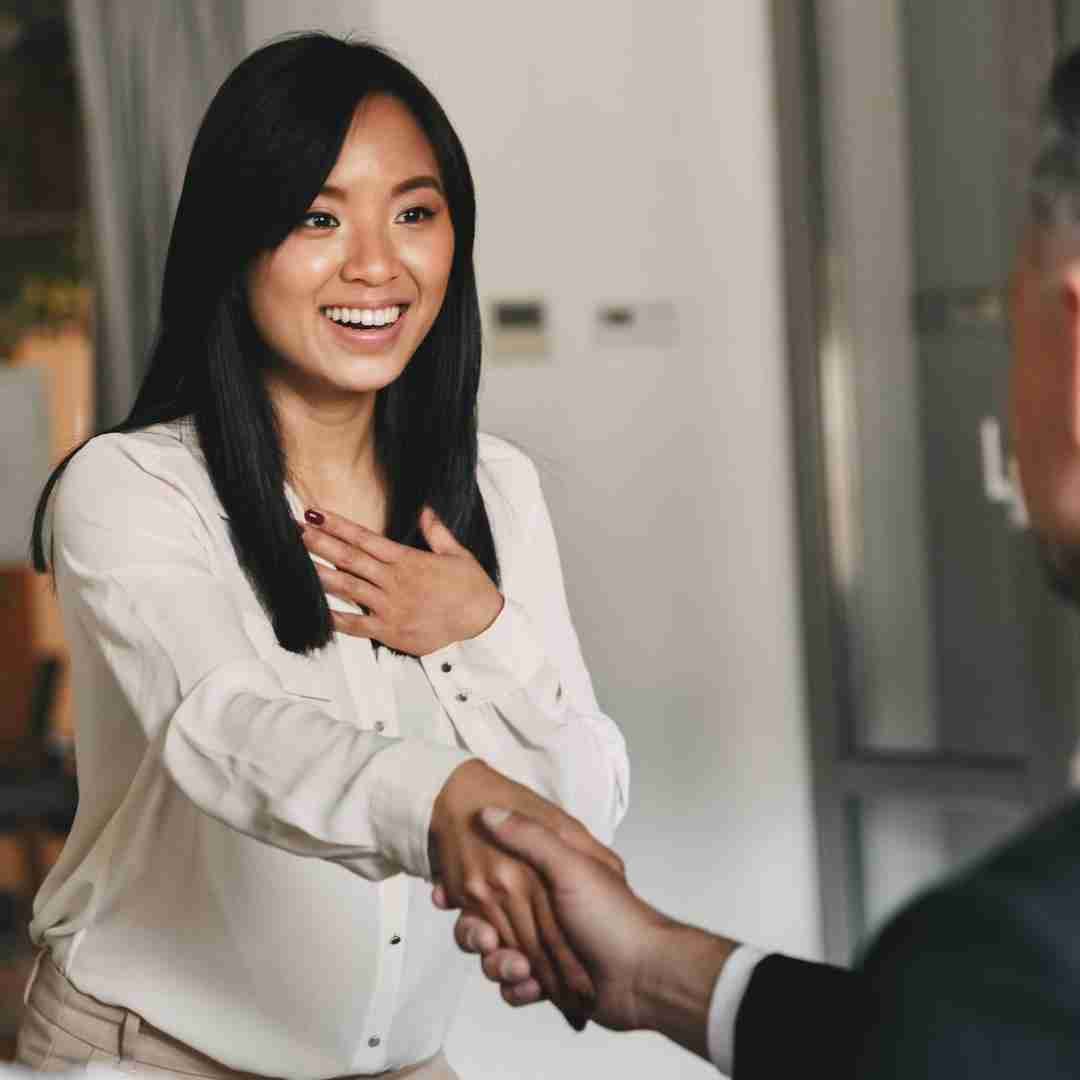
[487,297,549,361]
[595,301,678,348]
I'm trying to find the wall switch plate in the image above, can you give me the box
[595,300,679,347]
[486,297,549,361]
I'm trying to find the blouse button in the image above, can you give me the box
[390,934,402,945]
[368,1036,381,1048]
[441,662,452,673]
[374,721,386,733]
[456,692,469,703]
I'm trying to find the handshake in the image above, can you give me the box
[427,760,727,1059]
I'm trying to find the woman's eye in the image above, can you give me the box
[300,211,338,229]
[395,206,436,225]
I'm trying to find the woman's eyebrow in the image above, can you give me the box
[317,175,444,199]
[392,174,444,196]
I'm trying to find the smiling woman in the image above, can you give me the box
[249,95,455,423]
[17,34,628,1080]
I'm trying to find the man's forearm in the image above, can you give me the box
[636,921,737,1060]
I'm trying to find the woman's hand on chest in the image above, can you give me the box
[301,505,504,656]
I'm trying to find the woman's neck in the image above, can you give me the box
[269,381,387,532]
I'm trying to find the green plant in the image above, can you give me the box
[0,274,91,357]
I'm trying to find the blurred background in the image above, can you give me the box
[5,1,1080,1076]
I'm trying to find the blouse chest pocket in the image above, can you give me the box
[241,611,336,704]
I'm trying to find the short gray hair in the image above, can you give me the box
[1031,49,1080,230]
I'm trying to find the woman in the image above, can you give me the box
[18,34,628,1080]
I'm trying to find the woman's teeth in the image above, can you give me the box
[322,305,402,328]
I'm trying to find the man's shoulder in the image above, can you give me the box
[850,798,1080,1076]
[736,799,1080,1077]
[866,793,1080,977]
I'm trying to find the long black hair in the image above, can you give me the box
[32,33,498,654]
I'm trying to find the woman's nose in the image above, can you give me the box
[340,226,399,285]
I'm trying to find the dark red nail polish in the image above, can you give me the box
[305,509,324,526]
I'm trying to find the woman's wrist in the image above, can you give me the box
[459,587,504,642]
[429,759,488,857]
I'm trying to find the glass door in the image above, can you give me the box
[773,0,1080,961]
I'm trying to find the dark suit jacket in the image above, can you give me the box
[733,796,1080,1078]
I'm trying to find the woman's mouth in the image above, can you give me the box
[320,304,405,329]
[318,304,409,351]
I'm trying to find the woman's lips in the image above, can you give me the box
[321,307,408,351]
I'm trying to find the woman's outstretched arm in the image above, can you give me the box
[52,430,618,1025]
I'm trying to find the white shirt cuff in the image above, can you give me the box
[363,739,475,880]
[425,598,547,702]
[706,944,767,1075]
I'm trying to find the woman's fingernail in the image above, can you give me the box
[305,509,324,526]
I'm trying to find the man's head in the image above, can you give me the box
[1011,48,1080,600]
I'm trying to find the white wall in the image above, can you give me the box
[245,4,820,1076]
[242,0,372,50]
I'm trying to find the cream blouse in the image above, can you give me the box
[29,419,629,1078]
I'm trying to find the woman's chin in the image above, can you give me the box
[265,361,403,406]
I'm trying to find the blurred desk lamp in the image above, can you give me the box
[0,365,50,567]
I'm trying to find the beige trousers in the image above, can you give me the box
[15,953,459,1080]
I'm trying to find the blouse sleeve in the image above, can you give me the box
[51,435,473,882]
[420,451,630,844]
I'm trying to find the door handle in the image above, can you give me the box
[979,416,1028,528]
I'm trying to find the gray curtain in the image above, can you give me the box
[67,1,246,428]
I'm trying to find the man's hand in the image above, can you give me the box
[428,761,623,1029]
[442,806,666,1031]
[440,807,736,1059]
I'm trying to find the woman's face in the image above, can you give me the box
[247,94,455,402]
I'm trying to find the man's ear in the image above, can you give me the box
[1061,264,1080,449]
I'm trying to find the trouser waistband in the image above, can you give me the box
[23,951,449,1078]
[24,951,140,1061]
